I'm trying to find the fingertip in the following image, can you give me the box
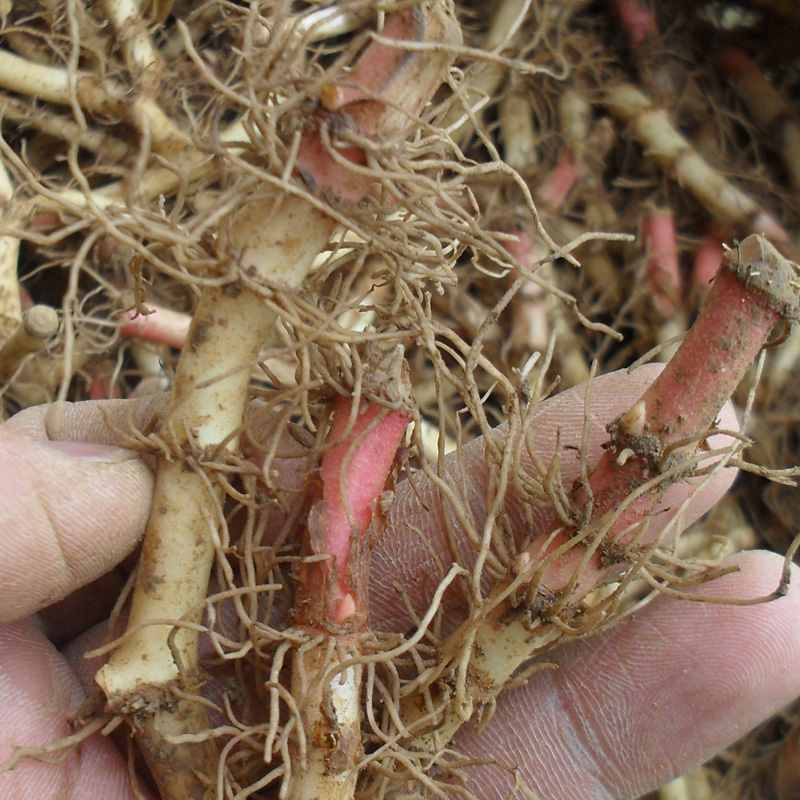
[3,394,166,442]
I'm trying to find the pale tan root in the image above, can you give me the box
[133,699,221,800]
[498,88,538,170]
[0,155,20,348]
[400,605,562,754]
[96,195,337,797]
[288,638,364,800]
[97,195,335,694]
[658,768,714,800]
[558,88,591,161]
[438,0,530,144]
[48,117,248,212]
[0,48,183,150]
[102,0,162,82]
[0,95,132,163]
[604,84,792,249]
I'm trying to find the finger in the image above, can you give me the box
[0,397,163,624]
[3,393,166,443]
[0,618,155,799]
[38,570,129,645]
[371,364,739,629]
[452,550,800,800]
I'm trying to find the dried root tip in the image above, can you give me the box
[21,304,59,339]
[360,341,415,410]
[0,304,59,380]
[722,234,800,323]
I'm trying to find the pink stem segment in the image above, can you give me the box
[692,236,726,294]
[534,150,580,210]
[643,207,682,318]
[295,4,461,203]
[521,235,799,595]
[120,304,191,349]
[294,369,412,630]
[615,0,658,46]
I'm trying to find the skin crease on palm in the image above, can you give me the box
[1,365,800,800]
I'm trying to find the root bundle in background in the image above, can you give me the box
[0,1,799,799]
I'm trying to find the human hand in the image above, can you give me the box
[1,368,799,800]
[0,394,161,799]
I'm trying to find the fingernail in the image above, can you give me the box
[39,440,140,463]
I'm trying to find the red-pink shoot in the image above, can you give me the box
[294,362,413,632]
[643,207,682,318]
[120,304,190,350]
[520,235,799,597]
[295,4,461,204]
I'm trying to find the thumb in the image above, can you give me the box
[0,428,153,623]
